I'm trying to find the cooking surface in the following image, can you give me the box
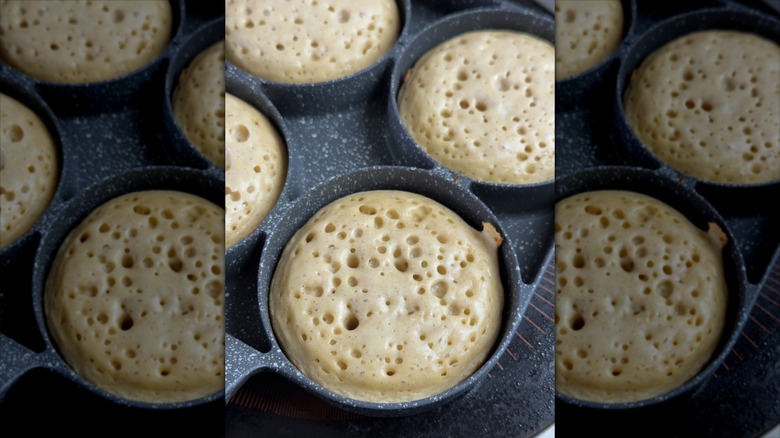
[0,1,225,434]
[224,0,556,436]
[2,1,776,436]
[555,0,780,436]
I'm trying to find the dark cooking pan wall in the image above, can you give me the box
[555,0,780,436]
[225,0,556,436]
[0,1,225,434]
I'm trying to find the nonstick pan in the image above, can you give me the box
[224,0,557,432]
[0,1,225,434]
[555,0,780,435]
[555,166,749,410]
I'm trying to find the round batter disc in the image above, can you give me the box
[270,190,504,403]
[225,0,400,83]
[172,41,226,168]
[624,30,779,184]
[555,190,728,403]
[44,190,225,403]
[555,0,624,80]
[0,93,59,249]
[0,0,173,83]
[225,93,286,248]
[398,30,554,185]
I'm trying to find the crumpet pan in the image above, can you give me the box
[226,166,527,416]
[554,166,749,411]
[16,167,224,409]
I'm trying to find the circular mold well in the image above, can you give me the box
[247,166,527,416]
[554,166,749,410]
[614,9,780,191]
[30,167,224,409]
[387,7,556,212]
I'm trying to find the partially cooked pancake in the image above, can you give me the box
[555,0,624,80]
[172,41,226,168]
[624,30,779,184]
[270,190,504,403]
[44,190,224,403]
[224,93,286,248]
[0,93,59,249]
[225,0,400,83]
[398,30,554,185]
[555,190,728,403]
[0,0,172,83]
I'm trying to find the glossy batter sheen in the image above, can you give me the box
[0,93,58,249]
[225,0,400,83]
[0,0,172,83]
[624,30,780,184]
[45,191,225,403]
[270,190,504,403]
[555,190,728,403]
[225,93,286,248]
[398,30,555,185]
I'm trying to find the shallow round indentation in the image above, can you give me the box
[43,190,225,404]
[225,0,401,84]
[0,92,59,249]
[0,0,173,83]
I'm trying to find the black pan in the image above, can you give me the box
[226,166,527,417]
[555,0,780,435]
[223,1,557,423]
[555,166,749,410]
[0,1,225,433]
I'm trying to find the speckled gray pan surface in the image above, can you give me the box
[555,0,780,436]
[0,1,225,435]
[225,0,555,436]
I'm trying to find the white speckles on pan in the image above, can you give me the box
[387,8,556,211]
[222,3,556,420]
[28,167,224,409]
[0,1,225,412]
[614,9,780,190]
